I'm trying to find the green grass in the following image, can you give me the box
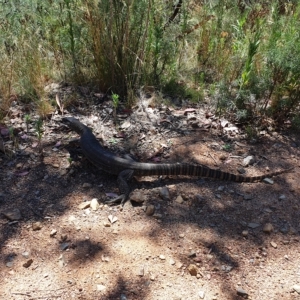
[0,0,299,125]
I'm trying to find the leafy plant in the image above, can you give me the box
[24,114,31,133]
[35,118,44,152]
[112,92,119,124]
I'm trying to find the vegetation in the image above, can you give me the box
[0,0,299,127]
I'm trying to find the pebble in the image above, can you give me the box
[22,251,30,258]
[130,191,146,203]
[32,222,42,231]
[159,255,166,260]
[3,208,21,221]
[243,194,253,200]
[188,264,198,276]
[78,201,91,210]
[270,241,277,248]
[82,183,92,188]
[242,156,255,167]
[6,262,13,268]
[175,195,184,204]
[179,233,185,238]
[237,287,248,297]
[120,294,127,300]
[50,229,57,237]
[138,267,144,277]
[263,178,274,184]
[242,230,248,237]
[278,194,286,201]
[198,290,205,299]
[248,222,260,229]
[159,187,170,200]
[169,259,175,265]
[90,198,99,210]
[238,168,246,174]
[96,284,106,291]
[292,284,300,294]
[263,223,274,234]
[217,186,225,192]
[108,215,118,224]
[188,251,197,258]
[146,205,155,216]
[60,242,69,251]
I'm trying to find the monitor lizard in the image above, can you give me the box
[62,117,293,205]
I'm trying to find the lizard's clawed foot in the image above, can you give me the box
[105,194,127,206]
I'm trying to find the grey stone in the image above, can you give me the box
[237,287,248,297]
[242,156,255,167]
[146,205,155,216]
[130,191,146,203]
[159,187,170,200]
[3,208,21,221]
[248,222,260,229]
[263,178,274,184]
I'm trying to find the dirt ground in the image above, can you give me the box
[0,90,300,300]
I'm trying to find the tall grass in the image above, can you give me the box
[0,0,299,124]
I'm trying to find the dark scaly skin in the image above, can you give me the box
[62,117,293,205]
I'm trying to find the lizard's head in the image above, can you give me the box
[62,117,85,134]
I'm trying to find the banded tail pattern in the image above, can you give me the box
[134,162,293,183]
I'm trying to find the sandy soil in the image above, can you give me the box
[0,95,300,300]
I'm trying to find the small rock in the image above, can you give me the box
[153,213,163,219]
[179,233,185,238]
[169,259,175,265]
[32,222,42,231]
[23,259,33,268]
[108,215,118,224]
[198,290,205,299]
[242,230,248,237]
[237,287,248,298]
[292,284,300,294]
[270,241,277,248]
[6,262,14,268]
[188,264,198,276]
[22,251,30,258]
[188,251,197,258]
[120,294,127,300]
[3,208,21,221]
[243,194,253,200]
[263,223,274,234]
[130,191,146,203]
[78,201,91,210]
[150,275,156,281]
[263,178,274,184]
[217,186,225,192]
[146,205,155,216]
[103,222,111,227]
[248,222,260,229]
[82,183,92,188]
[176,262,183,269]
[242,156,255,167]
[159,187,170,200]
[90,198,100,210]
[138,267,144,277]
[237,168,246,174]
[50,229,57,237]
[60,242,69,251]
[175,195,184,204]
[96,284,106,291]
[278,194,286,201]
[159,255,166,260]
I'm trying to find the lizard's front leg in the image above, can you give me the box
[105,169,134,205]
